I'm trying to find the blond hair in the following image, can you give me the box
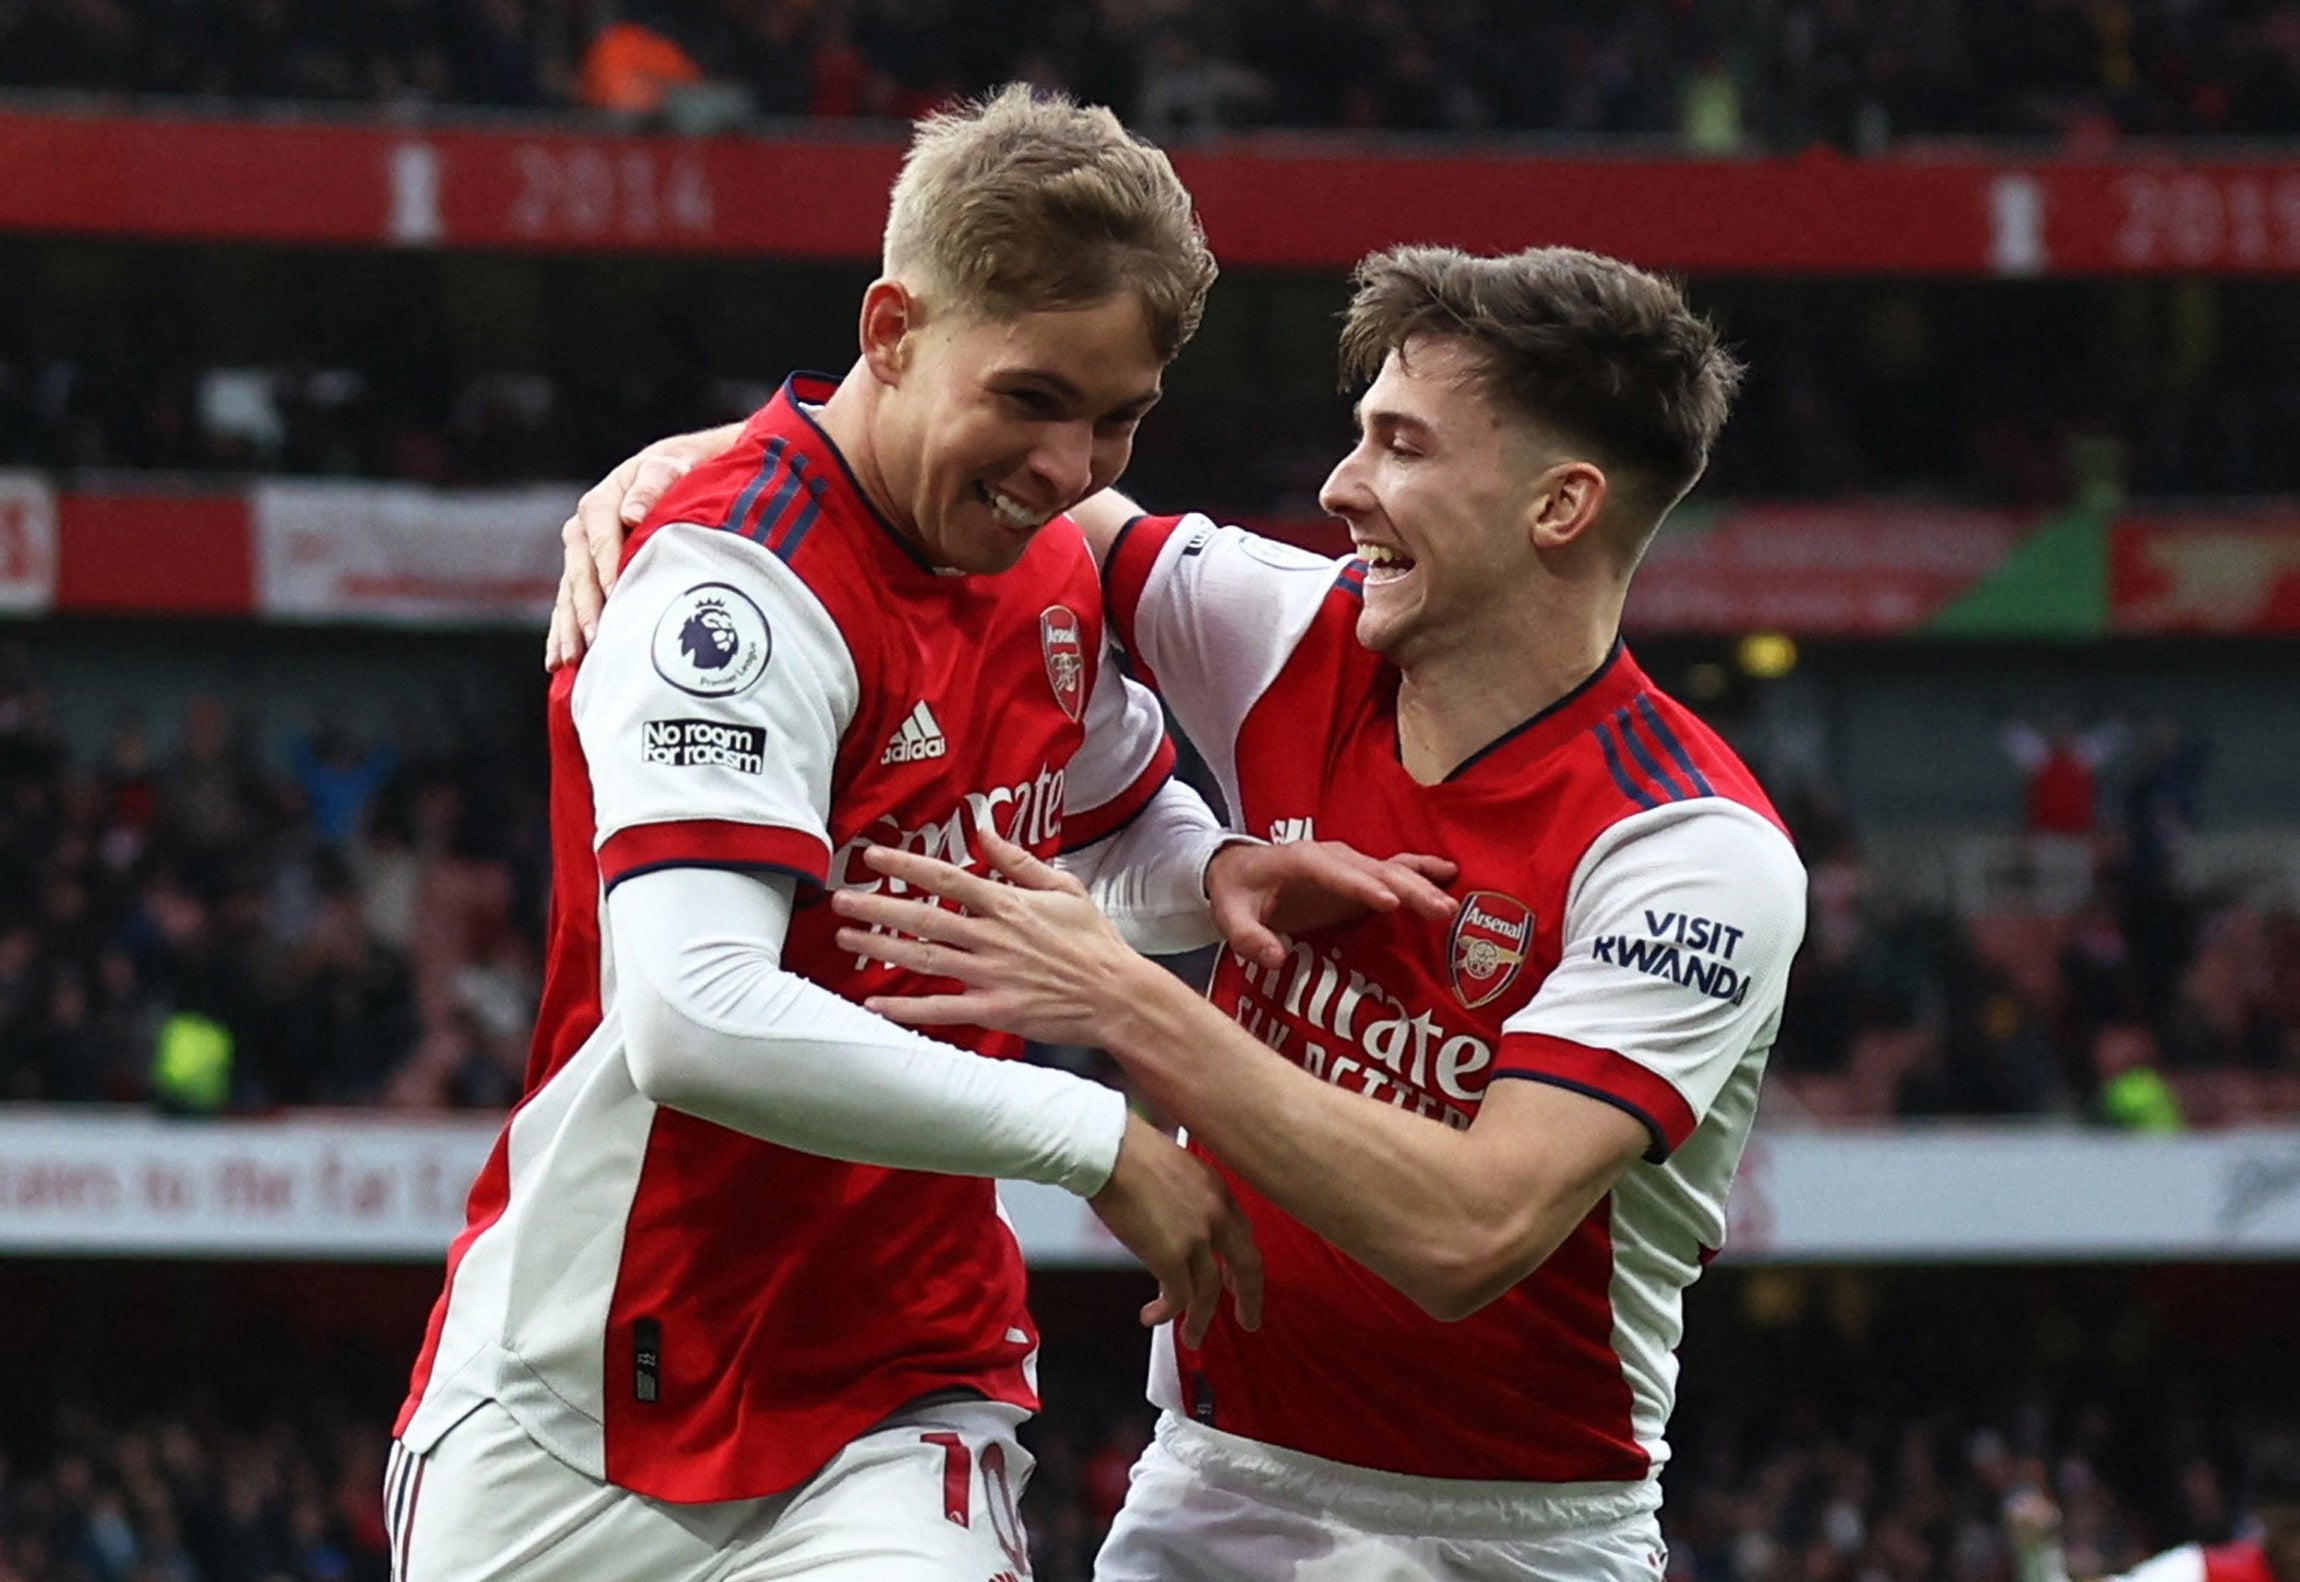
[882,84,1218,362]
[1340,245,1743,526]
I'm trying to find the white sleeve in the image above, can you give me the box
[1494,802,1806,1160]
[2113,1547,2207,1582]
[1101,513,1344,821]
[576,521,858,890]
[1061,776,1255,956]
[610,866,1128,1196]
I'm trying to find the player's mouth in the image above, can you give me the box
[974,481,1054,535]
[1356,541,1417,583]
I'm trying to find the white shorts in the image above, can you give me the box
[1095,1413,1666,1582]
[387,1396,1035,1581]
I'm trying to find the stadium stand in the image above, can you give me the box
[0,1261,2290,1581]
[2,0,2298,143]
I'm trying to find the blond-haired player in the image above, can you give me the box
[393,87,1450,1581]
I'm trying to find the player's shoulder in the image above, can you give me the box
[1569,677,1787,836]
[1116,512,1367,652]
[1121,512,1351,581]
[631,422,832,570]
[1016,513,1104,601]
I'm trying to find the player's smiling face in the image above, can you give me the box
[1319,337,1557,665]
[876,288,1165,574]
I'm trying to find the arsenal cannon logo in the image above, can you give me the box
[1040,605,1086,722]
[1448,890,1535,1010]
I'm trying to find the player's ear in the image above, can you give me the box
[857,279,920,385]
[1525,459,1609,553]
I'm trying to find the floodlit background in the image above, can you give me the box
[1,5,2297,1579]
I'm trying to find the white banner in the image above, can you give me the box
[0,470,58,615]
[3,1112,2297,1263]
[0,1110,490,1259]
[1727,1126,2300,1261]
[253,479,572,625]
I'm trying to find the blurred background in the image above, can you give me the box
[1,3,2298,1579]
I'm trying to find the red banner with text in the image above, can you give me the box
[7,108,2300,274]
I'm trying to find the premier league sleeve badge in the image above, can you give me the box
[652,582,773,698]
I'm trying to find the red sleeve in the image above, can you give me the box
[1490,1031,1698,1163]
[598,820,833,893]
[1100,514,1190,693]
[1059,737,1178,852]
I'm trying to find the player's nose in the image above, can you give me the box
[1028,420,1097,506]
[1318,448,1374,520]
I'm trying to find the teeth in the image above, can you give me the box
[1357,544,1410,568]
[981,485,1051,532]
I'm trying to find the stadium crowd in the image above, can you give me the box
[0,649,2292,1123]
[0,664,548,1112]
[6,299,2300,507]
[3,0,2299,144]
[0,1269,2289,1582]
[1768,764,2300,1127]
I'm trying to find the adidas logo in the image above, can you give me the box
[880,701,949,765]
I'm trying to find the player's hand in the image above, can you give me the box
[1205,840,1458,971]
[832,828,1150,1049]
[1088,1112,1263,1345]
[544,422,745,671]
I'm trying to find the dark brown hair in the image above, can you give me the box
[883,84,1218,362]
[1339,245,1743,522]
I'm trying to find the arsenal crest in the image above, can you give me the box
[1448,890,1534,1010]
[1040,605,1086,721]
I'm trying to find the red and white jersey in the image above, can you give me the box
[396,376,1175,1503]
[2087,1539,2278,1582]
[1104,513,1806,1486]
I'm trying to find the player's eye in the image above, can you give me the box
[1002,388,1062,419]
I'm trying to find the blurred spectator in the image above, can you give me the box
[577,15,705,117]
[2121,718,2209,894]
[292,727,396,852]
[2092,1023,2186,1132]
[2004,718,2125,914]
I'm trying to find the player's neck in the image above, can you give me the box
[1392,598,1620,785]
[814,366,913,543]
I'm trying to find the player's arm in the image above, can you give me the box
[612,865,1256,1341]
[837,805,1805,1321]
[612,867,1124,1191]
[1056,626,1455,961]
[1066,487,1142,565]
